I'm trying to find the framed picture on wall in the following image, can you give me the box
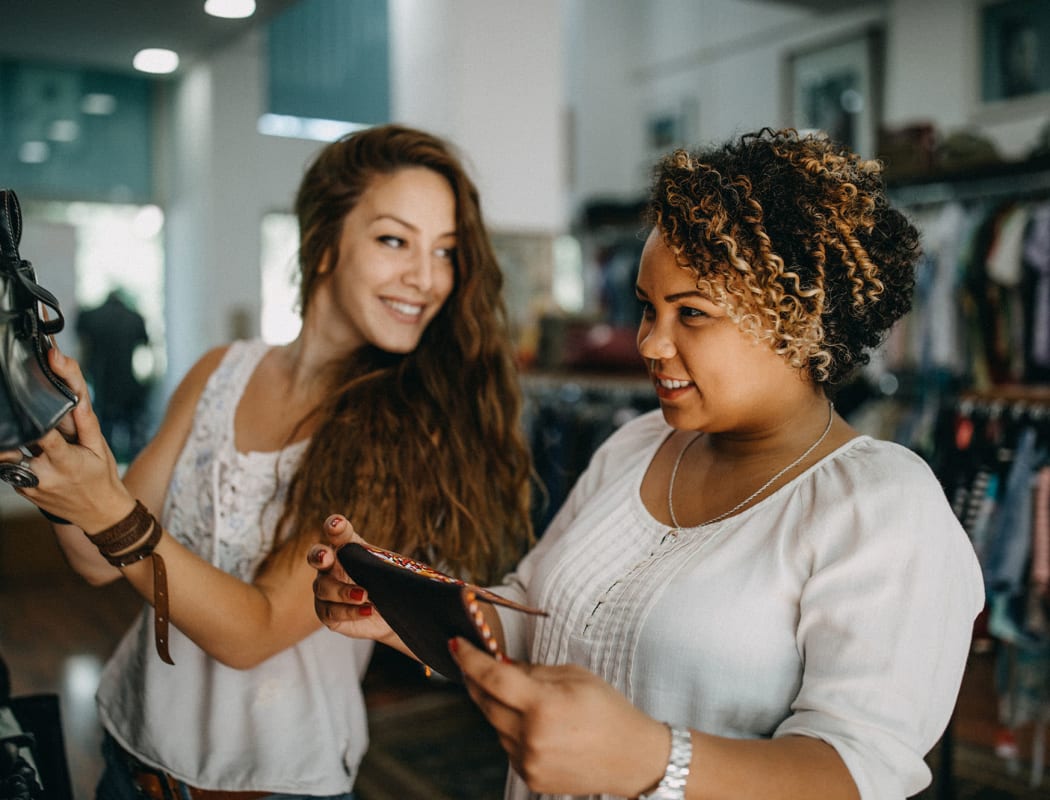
[644,97,699,156]
[980,0,1050,103]
[786,28,883,158]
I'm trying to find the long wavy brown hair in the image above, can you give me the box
[648,128,919,385]
[269,125,533,583]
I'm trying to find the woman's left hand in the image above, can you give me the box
[450,636,671,797]
[3,348,132,530]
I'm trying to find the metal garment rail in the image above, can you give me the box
[888,157,1050,208]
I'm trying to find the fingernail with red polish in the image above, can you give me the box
[447,637,458,653]
[349,587,365,602]
[326,515,341,529]
[359,604,373,617]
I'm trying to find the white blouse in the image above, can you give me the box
[496,409,984,800]
[96,340,373,794]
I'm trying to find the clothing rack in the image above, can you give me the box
[957,386,1050,413]
[520,372,657,532]
[888,157,1050,208]
[873,163,1050,427]
[933,386,1050,797]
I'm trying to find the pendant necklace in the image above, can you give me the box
[667,401,835,536]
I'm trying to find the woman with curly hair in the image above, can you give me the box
[3,124,533,797]
[311,128,983,799]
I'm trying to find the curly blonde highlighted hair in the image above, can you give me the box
[648,128,919,385]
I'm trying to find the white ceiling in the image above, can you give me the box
[0,0,300,75]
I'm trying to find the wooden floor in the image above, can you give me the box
[2,502,1048,799]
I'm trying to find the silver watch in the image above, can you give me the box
[638,724,692,800]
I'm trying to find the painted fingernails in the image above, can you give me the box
[349,586,365,602]
[359,604,373,617]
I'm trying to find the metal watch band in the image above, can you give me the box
[638,724,692,800]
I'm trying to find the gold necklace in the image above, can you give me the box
[667,401,835,534]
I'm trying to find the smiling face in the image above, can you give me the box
[635,228,812,433]
[318,166,457,354]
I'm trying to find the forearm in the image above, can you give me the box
[52,521,122,585]
[676,732,858,800]
[120,531,317,668]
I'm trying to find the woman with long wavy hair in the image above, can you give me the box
[3,124,533,798]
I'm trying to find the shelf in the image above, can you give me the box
[887,155,1050,206]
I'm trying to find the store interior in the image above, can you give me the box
[2,0,1050,798]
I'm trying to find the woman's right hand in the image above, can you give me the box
[308,515,406,652]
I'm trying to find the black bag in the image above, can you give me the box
[0,189,77,487]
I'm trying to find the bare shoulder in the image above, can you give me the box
[171,345,230,402]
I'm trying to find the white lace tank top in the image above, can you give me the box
[96,340,373,794]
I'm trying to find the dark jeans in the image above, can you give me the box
[97,734,356,800]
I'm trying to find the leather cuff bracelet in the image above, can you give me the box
[88,500,173,665]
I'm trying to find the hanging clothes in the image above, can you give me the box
[935,398,1050,787]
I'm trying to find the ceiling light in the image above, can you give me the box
[48,119,80,142]
[81,93,117,115]
[133,48,180,75]
[18,141,50,164]
[204,0,256,19]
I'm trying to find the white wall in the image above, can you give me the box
[567,0,1050,209]
[885,0,1050,159]
[161,28,323,392]
[566,0,886,207]
[389,0,566,232]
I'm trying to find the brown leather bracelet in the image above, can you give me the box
[88,500,154,551]
[87,500,174,665]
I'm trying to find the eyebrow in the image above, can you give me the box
[635,285,709,302]
[373,214,456,238]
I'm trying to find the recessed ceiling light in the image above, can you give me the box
[133,48,180,75]
[48,119,80,142]
[204,0,256,19]
[81,93,117,115]
[19,141,50,164]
